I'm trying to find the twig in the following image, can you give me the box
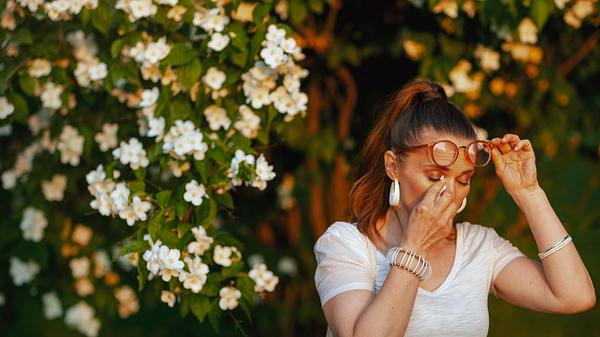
[227,311,248,337]
[559,29,600,76]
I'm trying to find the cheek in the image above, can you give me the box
[401,177,434,206]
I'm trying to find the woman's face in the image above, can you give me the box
[386,128,476,212]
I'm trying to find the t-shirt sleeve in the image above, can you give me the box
[489,227,527,298]
[314,223,374,307]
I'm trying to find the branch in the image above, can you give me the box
[559,29,600,76]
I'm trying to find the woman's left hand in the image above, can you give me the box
[490,134,539,197]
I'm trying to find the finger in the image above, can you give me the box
[437,196,461,223]
[502,134,520,144]
[514,139,532,152]
[490,146,505,171]
[433,186,454,211]
[421,180,446,207]
[491,138,511,154]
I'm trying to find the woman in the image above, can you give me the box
[313,80,596,337]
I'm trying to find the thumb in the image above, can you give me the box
[490,146,505,172]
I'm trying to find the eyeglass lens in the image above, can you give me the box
[432,140,492,167]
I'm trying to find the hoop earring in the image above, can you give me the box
[389,179,400,207]
[456,197,467,214]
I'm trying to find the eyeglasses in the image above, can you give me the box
[394,139,495,167]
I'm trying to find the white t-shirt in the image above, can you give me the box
[314,221,527,337]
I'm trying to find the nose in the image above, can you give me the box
[440,175,457,200]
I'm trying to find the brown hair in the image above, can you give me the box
[348,79,476,243]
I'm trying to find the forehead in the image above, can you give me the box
[414,128,473,148]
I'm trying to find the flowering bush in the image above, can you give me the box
[0,0,315,335]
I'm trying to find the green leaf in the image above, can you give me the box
[214,192,234,209]
[18,76,36,96]
[207,299,222,332]
[179,294,190,318]
[12,27,33,45]
[137,260,149,291]
[189,295,211,323]
[176,58,202,91]
[236,276,255,302]
[289,0,308,25]
[308,0,324,14]
[200,273,222,296]
[128,180,146,193]
[221,261,243,278]
[163,43,195,66]
[156,190,173,208]
[176,221,193,238]
[253,3,272,24]
[148,212,163,239]
[118,239,150,257]
[111,39,125,58]
[158,228,179,247]
[531,0,554,28]
[169,97,191,121]
[7,93,28,123]
[91,2,113,35]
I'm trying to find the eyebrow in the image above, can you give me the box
[424,164,474,175]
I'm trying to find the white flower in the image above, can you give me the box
[184,180,207,206]
[147,115,165,139]
[178,256,209,293]
[193,8,230,32]
[127,0,157,21]
[203,105,231,131]
[142,239,163,278]
[203,67,226,90]
[29,58,52,78]
[64,301,101,337]
[70,257,91,278]
[518,17,538,44]
[474,45,500,72]
[249,263,279,292]
[266,24,286,44]
[41,81,63,110]
[42,292,63,319]
[94,123,119,152]
[69,224,91,248]
[9,257,40,286]
[252,153,276,190]
[207,32,230,51]
[158,245,185,270]
[140,87,160,107]
[160,290,176,307]
[112,138,149,170]
[57,125,85,166]
[432,0,458,18]
[448,59,483,93]
[144,37,171,64]
[20,207,48,242]
[277,257,298,276]
[213,244,233,267]
[218,286,241,310]
[162,120,208,160]
[260,43,286,68]
[88,62,108,81]
[114,286,139,318]
[187,226,214,256]
[0,96,15,119]
[42,174,68,201]
[234,105,261,139]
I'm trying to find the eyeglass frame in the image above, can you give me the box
[392,139,496,167]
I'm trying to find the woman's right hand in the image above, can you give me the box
[402,179,458,255]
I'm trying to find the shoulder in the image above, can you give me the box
[314,221,370,261]
[457,221,501,248]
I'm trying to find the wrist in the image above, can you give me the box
[510,184,545,208]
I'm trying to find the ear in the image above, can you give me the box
[384,150,401,181]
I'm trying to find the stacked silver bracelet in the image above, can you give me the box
[538,234,572,260]
[386,247,432,281]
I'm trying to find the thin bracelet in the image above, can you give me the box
[538,234,572,260]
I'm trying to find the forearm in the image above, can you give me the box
[353,266,420,337]
[512,186,595,308]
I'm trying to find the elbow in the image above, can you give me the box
[561,292,596,314]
